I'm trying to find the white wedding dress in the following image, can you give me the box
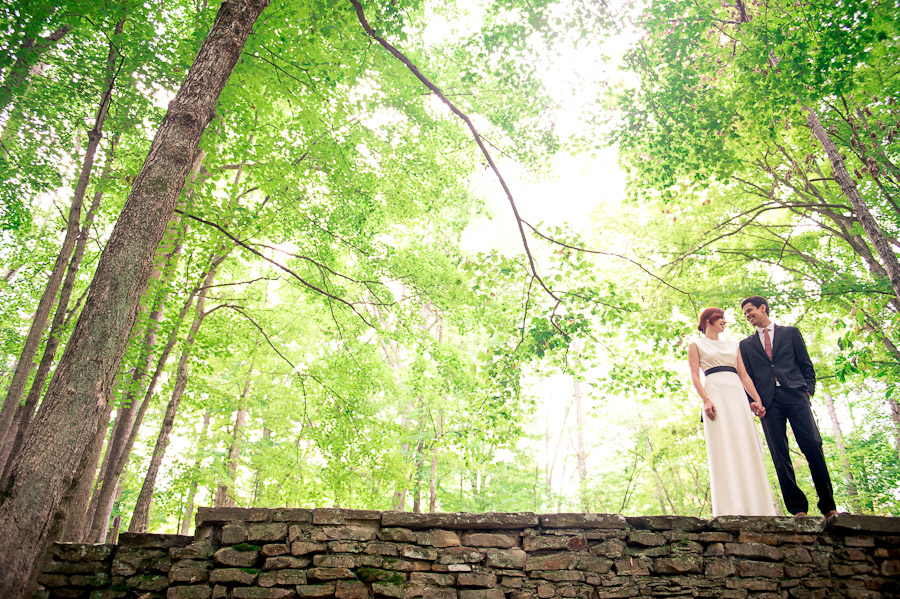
[696,336,776,516]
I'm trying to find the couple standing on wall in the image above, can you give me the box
[688,296,839,519]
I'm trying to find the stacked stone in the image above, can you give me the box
[36,532,193,598]
[36,543,115,597]
[828,517,900,598]
[35,508,900,599]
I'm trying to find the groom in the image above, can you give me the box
[738,296,837,519]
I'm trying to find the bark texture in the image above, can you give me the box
[86,155,200,542]
[83,239,177,541]
[0,1,269,594]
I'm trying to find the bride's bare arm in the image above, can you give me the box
[689,342,716,420]
[737,351,766,418]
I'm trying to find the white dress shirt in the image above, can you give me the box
[756,322,776,347]
[757,322,779,384]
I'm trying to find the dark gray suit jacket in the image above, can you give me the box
[739,325,816,405]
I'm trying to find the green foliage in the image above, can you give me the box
[4,0,900,532]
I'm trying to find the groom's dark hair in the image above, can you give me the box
[741,295,770,315]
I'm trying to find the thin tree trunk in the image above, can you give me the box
[429,414,442,513]
[392,489,407,511]
[411,437,427,513]
[3,132,123,482]
[887,396,900,471]
[573,376,588,512]
[646,436,671,515]
[822,391,858,508]
[250,426,270,506]
[105,485,124,543]
[0,25,72,117]
[392,412,411,511]
[806,107,900,302]
[128,262,219,533]
[0,24,121,466]
[180,409,211,535]
[215,406,249,508]
[428,445,438,513]
[0,2,268,593]
[216,375,252,508]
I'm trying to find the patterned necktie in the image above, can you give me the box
[763,327,773,360]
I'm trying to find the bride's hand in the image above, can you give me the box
[751,401,766,418]
[703,400,717,421]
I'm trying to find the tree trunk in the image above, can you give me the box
[0,1,268,593]
[3,130,123,483]
[86,268,207,541]
[646,435,671,515]
[573,376,588,512]
[392,489,407,511]
[429,412,442,513]
[83,245,176,542]
[0,25,72,117]
[128,261,219,533]
[180,410,211,536]
[429,443,438,513]
[21,410,105,598]
[84,157,198,543]
[0,21,121,467]
[392,411,411,511]
[822,391,858,508]
[61,402,112,543]
[888,396,900,470]
[215,404,249,508]
[806,107,900,302]
[250,427,271,506]
[412,439,426,513]
[216,374,252,508]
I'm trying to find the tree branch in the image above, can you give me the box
[174,208,375,328]
[349,0,558,303]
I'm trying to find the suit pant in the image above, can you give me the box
[760,386,836,515]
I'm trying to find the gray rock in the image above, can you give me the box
[213,545,260,568]
[167,586,213,599]
[209,568,259,584]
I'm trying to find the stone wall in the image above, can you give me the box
[35,508,900,599]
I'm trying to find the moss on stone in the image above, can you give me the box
[356,566,404,585]
[231,543,262,552]
[240,567,260,574]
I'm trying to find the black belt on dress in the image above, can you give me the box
[704,366,737,376]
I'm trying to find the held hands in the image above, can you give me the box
[750,401,766,419]
[703,399,717,421]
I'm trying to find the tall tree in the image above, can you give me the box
[0,1,269,593]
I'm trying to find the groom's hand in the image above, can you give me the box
[751,402,766,418]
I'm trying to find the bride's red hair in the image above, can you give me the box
[698,307,725,332]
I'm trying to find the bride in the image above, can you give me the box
[688,307,776,517]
